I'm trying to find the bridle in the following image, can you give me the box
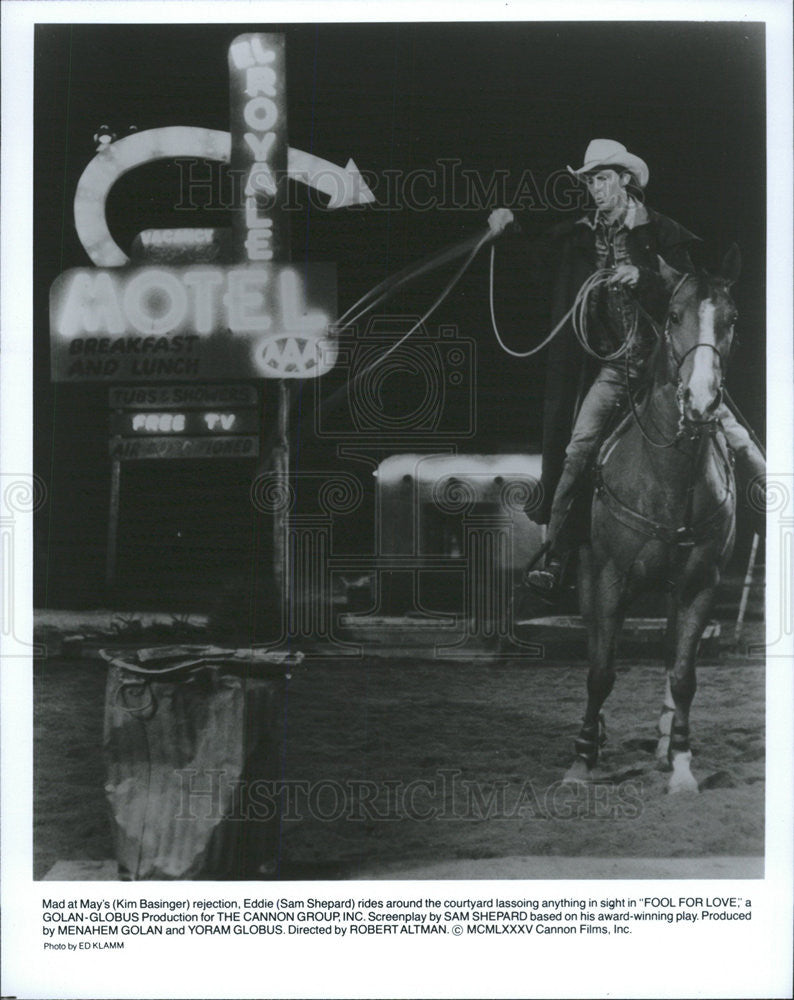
[596,272,736,550]
[626,273,730,449]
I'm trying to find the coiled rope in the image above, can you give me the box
[488,244,636,361]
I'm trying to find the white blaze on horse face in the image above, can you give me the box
[686,300,720,419]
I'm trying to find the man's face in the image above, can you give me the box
[584,169,629,214]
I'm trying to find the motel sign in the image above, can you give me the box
[50,263,337,380]
[49,32,339,382]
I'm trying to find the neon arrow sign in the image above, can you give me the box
[74,126,231,268]
[74,128,375,267]
[51,32,360,381]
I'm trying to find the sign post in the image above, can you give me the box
[272,379,291,622]
[106,458,121,588]
[228,32,292,630]
[51,32,340,624]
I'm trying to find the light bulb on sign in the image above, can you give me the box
[93,125,116,152]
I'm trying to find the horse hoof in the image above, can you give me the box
[563,759,593,784]
[668,773,699,794]
[668,752,699,794]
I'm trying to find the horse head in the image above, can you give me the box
[656,246,740,427]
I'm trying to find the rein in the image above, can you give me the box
[598,274,736,549]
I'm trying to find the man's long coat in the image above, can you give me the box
[528,207,699,523]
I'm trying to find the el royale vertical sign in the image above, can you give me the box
[228,33,289,262]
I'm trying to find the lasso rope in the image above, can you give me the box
[333,228,637,368]
[304,232,643,441]
[334,231,487,332]
[278,230,493,446]
[321,230,764,482]
[267,229,683,454]
[488,244,636,361]
[337,230,492,379]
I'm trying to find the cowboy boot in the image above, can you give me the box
[525,555,565,594]
[524,459,582,595]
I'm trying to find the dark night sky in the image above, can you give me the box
[33,21,766,606]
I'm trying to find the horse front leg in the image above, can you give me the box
[577,543,596,661]
[666,580,717,794]
[656,593,678,764]
[565,557,626,782]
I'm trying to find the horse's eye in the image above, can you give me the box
[670,311,681,325]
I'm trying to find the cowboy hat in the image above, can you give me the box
[567,139,649,189]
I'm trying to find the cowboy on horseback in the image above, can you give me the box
[488,138,765,594]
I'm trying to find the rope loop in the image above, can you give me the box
[489,246,640,362]
[328,232,651,408]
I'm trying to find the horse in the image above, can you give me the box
[565,246,742,793]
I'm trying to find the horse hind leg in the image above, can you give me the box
[656,596,677,765]
[656,675,676,765]
[564,557,625,783]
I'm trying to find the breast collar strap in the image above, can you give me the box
[593,424,735,548]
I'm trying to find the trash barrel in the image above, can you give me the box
[100,645,303,880]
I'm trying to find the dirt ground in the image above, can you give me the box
[33,632,764,880]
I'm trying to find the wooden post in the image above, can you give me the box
[734,531,760,646]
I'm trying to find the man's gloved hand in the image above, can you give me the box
[607,263,640,287]
[488,207,515,236]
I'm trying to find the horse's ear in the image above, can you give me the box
[720,243,741,285]
[656,255,682,292]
